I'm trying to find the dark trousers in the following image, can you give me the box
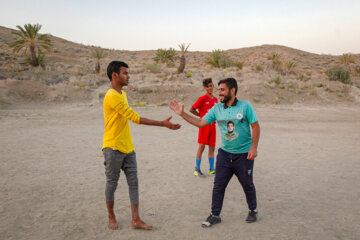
[211,148,257,216]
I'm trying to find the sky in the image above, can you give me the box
[1,0,360,55]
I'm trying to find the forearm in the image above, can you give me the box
[189,107,200,117]
[139,117,164,127]
[180,112,208,128]
[251,122,260,148]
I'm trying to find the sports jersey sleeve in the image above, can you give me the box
[246,101,258,124]
[192,96,203,109]
[202,105,216,124]
[107,93,141,124]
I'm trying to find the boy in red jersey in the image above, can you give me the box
[190,78,218,176]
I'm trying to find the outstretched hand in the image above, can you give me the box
[169,99,184,116]
[162,116,181,130]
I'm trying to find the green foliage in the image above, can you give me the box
[284,61,297,74]
[154,48,177,66]
[338,54,356,66]
[325,65,351,84]
[186,72,192,78]
[9,23,52,67]
[91,48,107,60]
[355,66,360,75]
[314,83,325,88]
[178,43,190,55]
[233,61,244,70]
[177,43,190,73]
[310,88,317,95]
[269,76,282,85]
[206,49,232,68]
[91,48,107,73]
[144,63,162,73]
[24,49,47,69]
[255,65,263,72]
[267,52,282,71]
[267,52,280,61]
[296,73,311,82]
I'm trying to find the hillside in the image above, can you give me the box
[1,25,360,108]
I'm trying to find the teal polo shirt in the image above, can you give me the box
[203,99,258,154]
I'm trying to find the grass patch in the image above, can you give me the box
[269,76,282,85]
[144,63,162,73]
[255,65,263,72]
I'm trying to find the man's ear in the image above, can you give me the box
[112,72,117,81]
[231,87,236,96]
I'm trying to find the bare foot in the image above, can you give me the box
[108,216,119,230]
[131,218,152,230]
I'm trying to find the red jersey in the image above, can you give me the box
[192,94,218,118]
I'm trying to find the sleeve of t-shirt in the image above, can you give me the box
[202,105,216,124]
[215,97,218,103]
[192,96,203,109]
[107,93,141,124]
[246,101,258,124]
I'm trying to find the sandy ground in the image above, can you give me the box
[0,102,360,240]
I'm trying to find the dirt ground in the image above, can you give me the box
[0,102,359,240]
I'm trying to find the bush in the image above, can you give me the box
[255,65,263,72]
[325,65,351,84]
[233,61,244,70]
[267,52,282,71]
[186,72,192,78]
[284,61,297,74]
[144,63,162,73]
[269,76,282,85]
[296,73,311,82]
[153,48,177,66]
[206,49,232,68]
[355,66,360,75]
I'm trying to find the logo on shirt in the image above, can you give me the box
[237,113,245,123]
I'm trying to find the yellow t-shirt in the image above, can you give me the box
[102,89,141,153]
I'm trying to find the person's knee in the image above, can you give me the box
[126,171,138,188]
[106,173,120,184]
[243,182,255,192]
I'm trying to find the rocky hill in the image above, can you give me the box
[1,25,359,108]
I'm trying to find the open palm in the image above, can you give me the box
[169,100,184,116]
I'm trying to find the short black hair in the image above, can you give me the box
[227,121,234,127]
[202,78,213,87]
[107,61,129,81]
[218,78,238,95]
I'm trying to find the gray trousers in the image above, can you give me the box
[103,148,139,204]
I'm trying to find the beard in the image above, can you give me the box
[220,92,232,104]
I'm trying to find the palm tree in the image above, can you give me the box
[177,43,190,73]
[91,48,107,74]
[9,24,52,67]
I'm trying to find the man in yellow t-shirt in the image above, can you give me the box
[102,61,181,230]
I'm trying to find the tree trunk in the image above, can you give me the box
[29,45,39,67]
[95,61,100,74]
[177,55,186,73]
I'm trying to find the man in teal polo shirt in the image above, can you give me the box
[170,78,260,227]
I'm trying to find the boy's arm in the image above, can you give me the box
[139,117,181,130]
[170,100,209,128]
[189,107,200,117]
